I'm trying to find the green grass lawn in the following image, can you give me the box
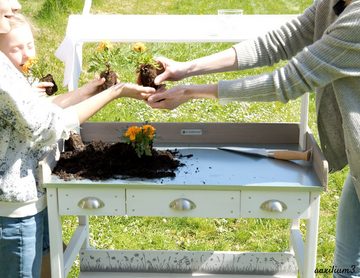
[21,1,346,277]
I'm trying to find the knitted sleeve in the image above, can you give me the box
[233,4,316,70]
[218,1,360,103]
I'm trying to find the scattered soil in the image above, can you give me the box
[100,69,118,90]
[40,73,58,96]
[136,62,165,89]
[53,133,183,181]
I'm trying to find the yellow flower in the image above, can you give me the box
[142,125,156,139]
[124,124,156,157]
[125,126,142,141]
[97,41,113,52]
[132,42,147,53]
[21,57,37,74]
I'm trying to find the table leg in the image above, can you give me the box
[303,192,321,278]
[79,215,89,248]
[47,188,65,278]
[82,0,92,14]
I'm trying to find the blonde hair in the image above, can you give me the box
[0,13,36,54]
[8,13,35,32]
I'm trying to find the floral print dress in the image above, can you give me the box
[0,51,78,207]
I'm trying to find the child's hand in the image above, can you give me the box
[32,82,54,94]
[77,77,105,97]
[111,83,155,100]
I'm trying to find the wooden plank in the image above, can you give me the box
[80,122,300,146]
[82,0,92,14]
[290,228,305,273]
[79,250,298,275]
[303,192,320,278]
[306,132,328,190]
[299,94,309,151]
[241,191,310,219]
[127,189,240,218]
[79,272,296,278]
[64,225,88,277]
[58,188,126,215]
[65,14,298,43]
[47,188,66,278]
[38,144,60,184]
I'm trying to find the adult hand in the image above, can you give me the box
[112,83,156,100]
[154,57,191,85]
[147,84,218,110]
[146,85,193,110]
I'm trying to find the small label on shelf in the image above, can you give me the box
[181,129,203,136]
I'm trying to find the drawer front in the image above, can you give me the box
[58,188,126,215]
[241,191,310,219]
[127,189,240,218]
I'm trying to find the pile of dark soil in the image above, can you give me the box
[53,134,182,181]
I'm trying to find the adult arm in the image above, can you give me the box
[149,2,360,108]
[155,3,316,84]
[219,2,360,103]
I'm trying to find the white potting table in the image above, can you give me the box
[41,123,327,278]
[46,3,326,278]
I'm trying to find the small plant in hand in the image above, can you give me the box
[123,124,156,157]
[21,56,58,96]
[127,42,164,89]
[88,41,121,90]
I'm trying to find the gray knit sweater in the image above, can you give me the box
[219,0,360,200]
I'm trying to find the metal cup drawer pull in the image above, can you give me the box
[260,199,287,212]
[78,197,105,209]
[169,198,196,211]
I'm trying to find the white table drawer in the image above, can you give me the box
[241,191,310,219]
[127,189,240,218]
[58,188,125,215]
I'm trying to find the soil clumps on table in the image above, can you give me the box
[53,133,182,181]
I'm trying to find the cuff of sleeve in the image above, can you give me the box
[218,74,278,105]
[61,106,79,138]
[232,42,260,70]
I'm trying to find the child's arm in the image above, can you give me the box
[73,82,155,124]
[50,77,104,108]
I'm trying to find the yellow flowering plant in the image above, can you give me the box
[88,41,121,90]
[126,42,159,69]
[88,41,121,72]
[21,56,58,95]
[21,57,46,84]
[125,42,164,89]
[123,124,156,157]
